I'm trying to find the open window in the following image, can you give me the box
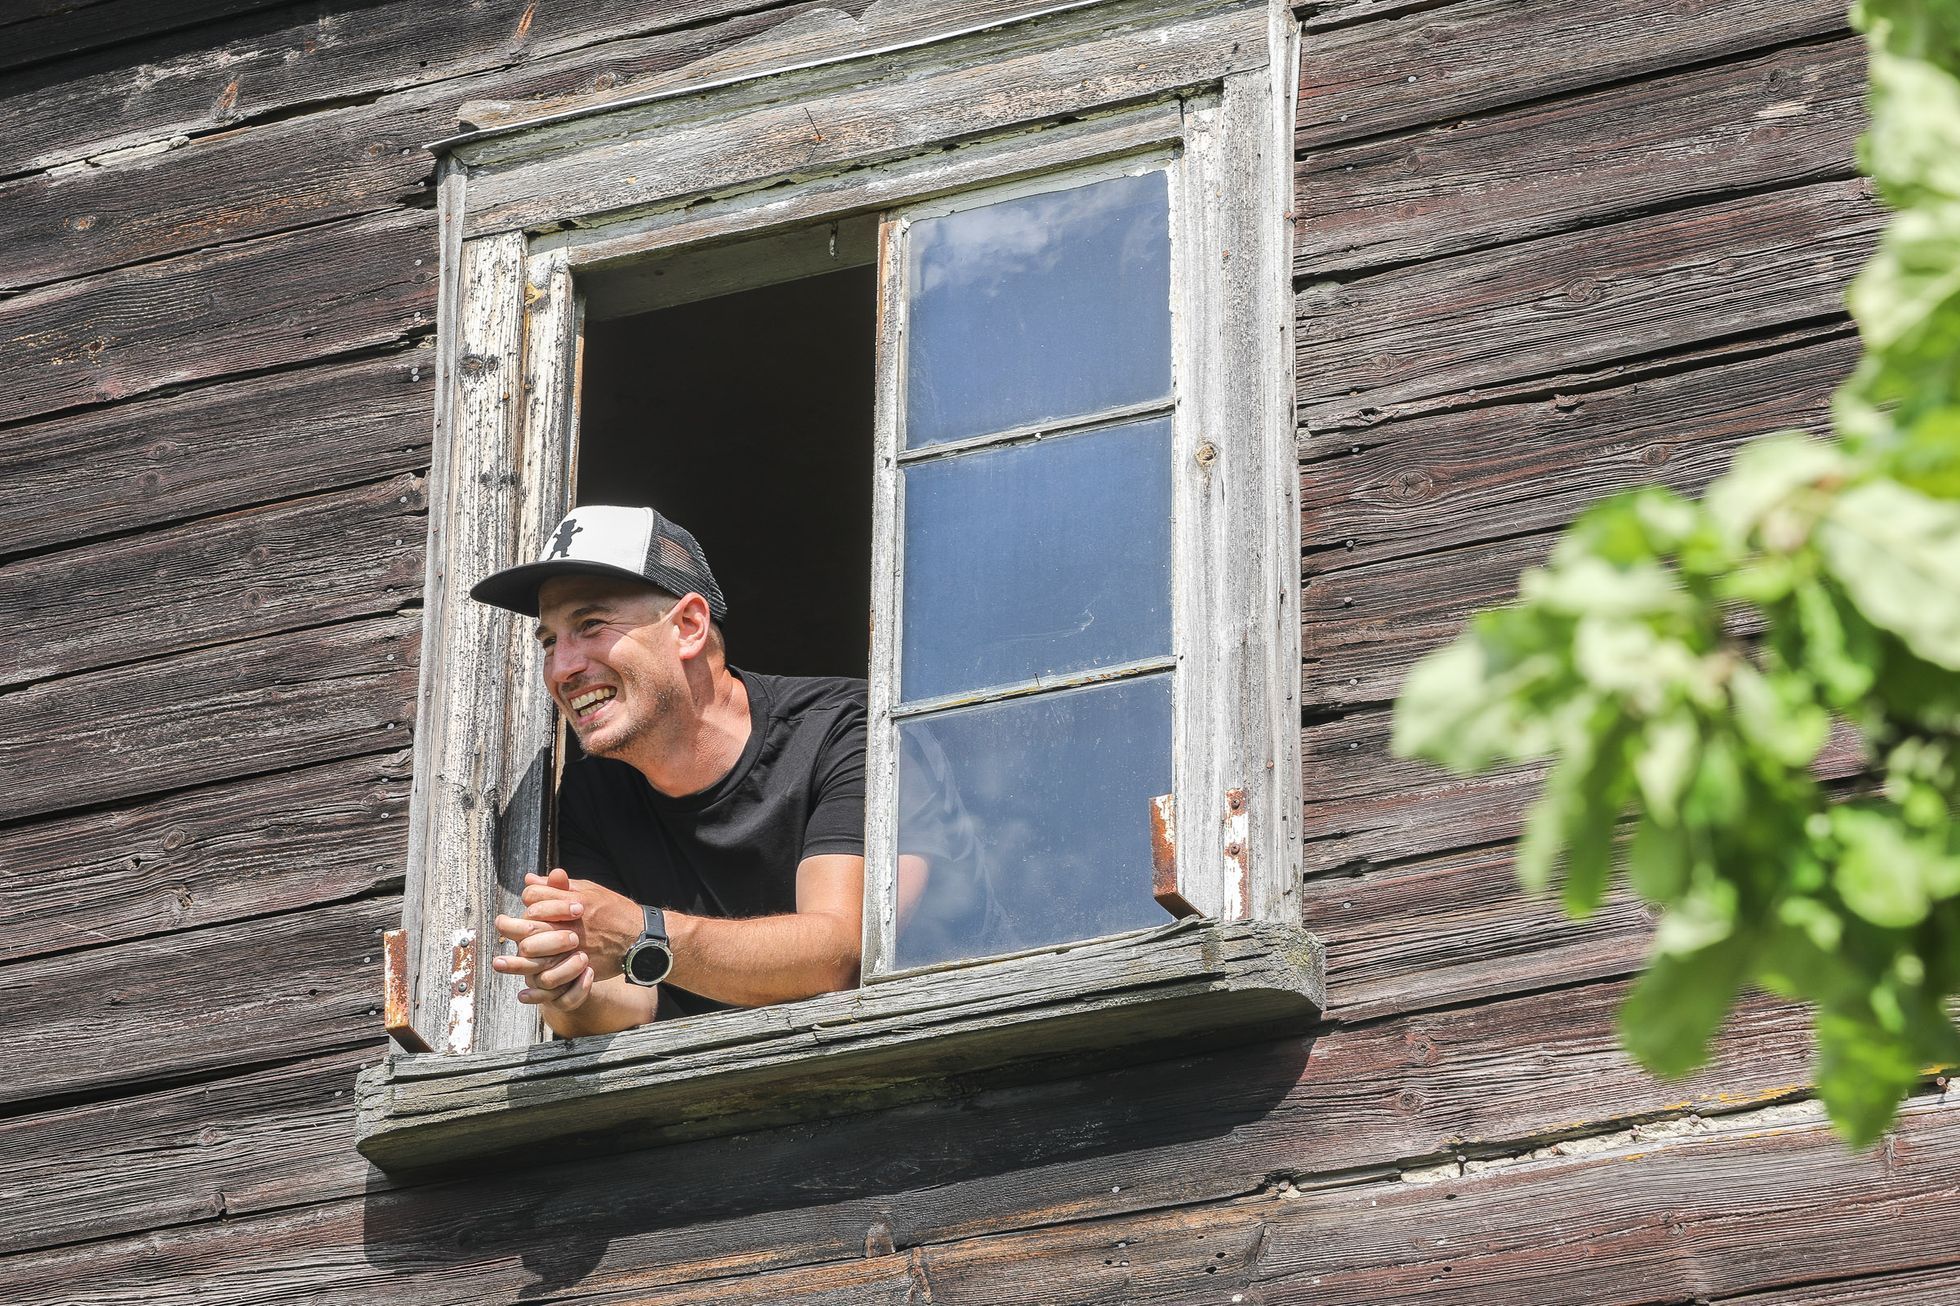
[363,0,1319,1168]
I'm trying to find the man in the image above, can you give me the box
[472,505,870,1037]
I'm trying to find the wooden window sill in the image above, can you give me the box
[355,918,1323,1172]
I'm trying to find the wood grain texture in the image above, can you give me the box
[1295,0,1849,148]
[460,4,1269,235]
[1295,36,1865,277]
[0,474,425,686]
[0,0,799,176]
[1,751,409,966]
[1295,178,1879,427]
[358,919,1325,1171]
[0,3,836,291]
[0,1047,378,1258]
[1301,706,1543,874]
[0,349,434,559]
[0,896,397,1108]
[885,1099,1960,1306]
[0,208,437,426]
[1302,841,1652,1020]
[1299,337,1858,707]
[0,977,1839,1293]
[0,0,295,77]
[1720,1263,1960,1303]
[1300,332,1856,578]
[0,613,418,824]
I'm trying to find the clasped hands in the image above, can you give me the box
[492,869,641,1011]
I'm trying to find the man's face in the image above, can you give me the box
[535,574,681,759]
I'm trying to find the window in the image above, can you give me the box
[364,0,1318,1168]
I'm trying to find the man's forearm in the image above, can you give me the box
[666,909,859,1006]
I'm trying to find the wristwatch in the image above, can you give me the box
[621,905,674,987]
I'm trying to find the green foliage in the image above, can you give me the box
[1391,1,1960,1147]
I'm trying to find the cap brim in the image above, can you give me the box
[468,559,664,618]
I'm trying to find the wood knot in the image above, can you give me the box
[1386,468,1437,503]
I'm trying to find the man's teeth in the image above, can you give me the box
[570,687,616,712]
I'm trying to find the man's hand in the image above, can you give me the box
[492,870,594,1009]
[510,868,643,978]
[493,869,656,1035]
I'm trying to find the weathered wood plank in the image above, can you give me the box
[0,0,798,176]
[0,977,1840,1295]
[460,4,1269,236]
[1,751,409,966]
[1304,532,1555,710]
[890,1099,1960,1306]
[1298,338,1858,707]
[1297,702,1867,879]
[0,208,436,426]
[0,474,425,686]
[1295,36,1865,277]
[0,896,397,1108]
[1301,706,1542,873]
[0,349,434,559]
[0,1048,378,1258]
[358,920,1326,1171]
[1295,0,1849,148]
[1720,1263,1960,1304]
[1303,840,1651,1020]
[0,0,296,77]
[0,3,840,292]
[1295,179,1879,428]
[0,613,418,824]
[1300,332,1856,578]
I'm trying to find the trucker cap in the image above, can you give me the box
[468,505,728,622]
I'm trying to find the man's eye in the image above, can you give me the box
[580,619,604,634]
[539,636,556,651]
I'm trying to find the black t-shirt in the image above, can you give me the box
[555,669,868,1017]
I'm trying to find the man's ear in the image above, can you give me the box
[669,592,715,662]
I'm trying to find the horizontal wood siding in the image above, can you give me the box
[0,0,1899,1301]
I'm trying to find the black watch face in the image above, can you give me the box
[628,943,671,984]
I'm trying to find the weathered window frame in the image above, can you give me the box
[363,0,1317,1168]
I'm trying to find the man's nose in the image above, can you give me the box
[545,641,586,687]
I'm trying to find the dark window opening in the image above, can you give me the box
[576,261,877,681]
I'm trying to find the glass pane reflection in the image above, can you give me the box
[900,417,1171,704]
[903,169,1172,448]
[893,674,1172,969]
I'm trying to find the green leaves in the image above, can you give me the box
[1818,481,1960,668]
[1391,0,1960,1145]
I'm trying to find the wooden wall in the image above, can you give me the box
[1,1,1952,1301]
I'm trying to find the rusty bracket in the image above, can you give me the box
[1150,793,1199,918]
[444,930,478,1055]
[382,928,433,1054]
[1223,787,1250,918]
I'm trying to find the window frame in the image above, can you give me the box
[383,0,1311,1090]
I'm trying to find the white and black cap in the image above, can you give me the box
[469,505,728,622]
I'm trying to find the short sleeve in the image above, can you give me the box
[800,700,867,860]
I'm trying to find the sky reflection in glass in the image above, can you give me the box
[903,169,1171,448]
[894,673,1172,968]
[900,417,1171,703]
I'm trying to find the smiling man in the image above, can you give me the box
[469,505,870,1037]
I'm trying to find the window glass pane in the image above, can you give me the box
[901,417,1171,703]
[893,673,1171,969]
[903,169,1171,448]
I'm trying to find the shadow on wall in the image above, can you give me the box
[358,1033,1316,1298]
